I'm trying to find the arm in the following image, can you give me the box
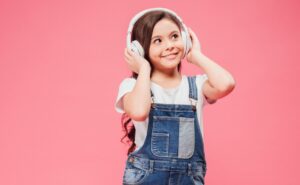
[194,53,235,101]
[123,48,152,121]
[186,28,236,101]
[123,66,152,121]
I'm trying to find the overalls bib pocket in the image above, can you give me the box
[151,116,195,158]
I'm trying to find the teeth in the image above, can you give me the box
[163,53,178,59]
[163,53,178,57]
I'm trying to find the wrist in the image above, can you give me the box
[140,62,151,73]
[189,51,203,64]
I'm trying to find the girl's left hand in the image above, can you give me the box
[186,27,202,64]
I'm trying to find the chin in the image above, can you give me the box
[161,60,181,70]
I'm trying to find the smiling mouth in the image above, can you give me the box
[162,52,179,59]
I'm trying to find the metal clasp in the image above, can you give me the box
[189,98,197,111]
[128,156,134,163]
[187,163,192,176]
[151,103,156,109]
[149,160,154,173]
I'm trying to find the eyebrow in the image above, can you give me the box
[151,30,179,41]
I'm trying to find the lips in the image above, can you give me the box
[162,52,178,57]
[162,52,179,59]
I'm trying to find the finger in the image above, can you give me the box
[188,27,194,35]
[125,48,130,57]
[124,48,132,60]
[124,48,131,57]
[125,54,132,63]
[188,27,196,40]
[127,48,136,57]
[124,57,133,66]
[188,27,201,48]
[124,48,128,57]
[129,48,141,59]
[124,55,130,62]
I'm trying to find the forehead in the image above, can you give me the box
[152,18,181,36]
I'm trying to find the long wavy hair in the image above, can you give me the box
[121,10,183,155]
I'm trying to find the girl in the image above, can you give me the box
[115,8,235,185]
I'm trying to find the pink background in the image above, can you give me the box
[0,0,299,184]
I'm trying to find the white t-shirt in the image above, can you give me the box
[115,74,216,151]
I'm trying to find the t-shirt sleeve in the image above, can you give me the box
[196,74,217,106]
[115,78,137,113]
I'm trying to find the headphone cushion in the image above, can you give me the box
[181,31,188,57]
[183,31,193,57]
[130,40,144,57]
[186,34,192,55]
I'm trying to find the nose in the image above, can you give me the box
[165,39,174,51]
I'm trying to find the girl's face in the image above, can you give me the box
[149,18,184,73]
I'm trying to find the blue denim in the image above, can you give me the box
[123,76,207,185]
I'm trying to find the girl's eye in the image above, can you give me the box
[172,34,179,39]
[153,39,161,44]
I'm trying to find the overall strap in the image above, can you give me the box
[150,90,154,98]
[187,76,198,109]
[150,90,155,104]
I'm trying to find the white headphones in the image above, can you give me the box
[126,8,192,58]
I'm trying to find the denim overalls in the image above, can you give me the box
[123,76,207,185]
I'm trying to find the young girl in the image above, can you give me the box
[115,8,235,185]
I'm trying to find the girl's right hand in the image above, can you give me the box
[124,48,151,74]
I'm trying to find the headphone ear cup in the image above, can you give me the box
[181,31,189,57]
[182,30,193,57]
[186,32,192,54]
[130,40,145,57]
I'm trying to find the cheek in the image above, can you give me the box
[175,40,184,50]
[175,40,185,59]
[149,46,161,58]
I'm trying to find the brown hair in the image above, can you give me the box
[121,10,183,155]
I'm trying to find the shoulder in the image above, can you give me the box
[184,74,208,87]
[191,74,217,105]
[195,74,208,81]
[184,74,207,80]
[120,77,136,84]
[196,74,217,104]
[115,77,137,113]
[118,77,136,90]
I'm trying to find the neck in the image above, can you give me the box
[151,68,182,87]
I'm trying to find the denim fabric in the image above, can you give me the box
[123,76,207,185]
